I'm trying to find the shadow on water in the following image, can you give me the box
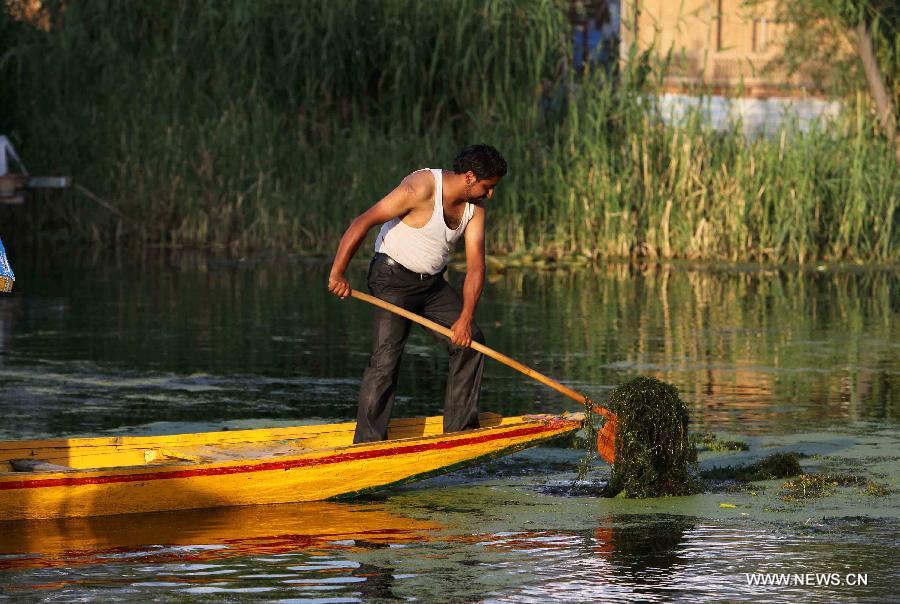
[594,514,691,572]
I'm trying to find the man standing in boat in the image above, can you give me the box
[328,144,507,443]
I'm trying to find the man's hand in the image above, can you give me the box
[328,273,351,299]
[449,315,473,347]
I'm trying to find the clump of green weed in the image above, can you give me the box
[606,376,698,498]
[746,452,804,480]
[781,473,865,501]
[701,452,803,482]
[864,481,891,497]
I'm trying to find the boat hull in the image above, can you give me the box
[0,413,581,520]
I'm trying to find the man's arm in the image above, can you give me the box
[450,205,486,347]
[328,173,432,298]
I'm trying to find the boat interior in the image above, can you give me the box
[0,412,518,473]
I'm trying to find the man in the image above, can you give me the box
[328,144,507,443]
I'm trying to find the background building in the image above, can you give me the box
[618,0,823,97]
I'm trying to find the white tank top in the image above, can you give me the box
[374,169,475,275]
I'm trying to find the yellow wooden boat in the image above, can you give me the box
[0,412,583,520]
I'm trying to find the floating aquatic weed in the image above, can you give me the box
[702,452,804,483]
[748,453,804,480]
[780,473,867,501]
[690,431,749,452]
[864,481,891,497]
[604,376,698,498]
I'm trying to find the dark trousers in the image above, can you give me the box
[354,254,485,443]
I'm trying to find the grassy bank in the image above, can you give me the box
[1,0,896,262]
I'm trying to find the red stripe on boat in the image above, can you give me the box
[0,420,573,490]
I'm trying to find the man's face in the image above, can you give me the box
[466,174,502,204]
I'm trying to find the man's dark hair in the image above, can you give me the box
[453,144,508,180]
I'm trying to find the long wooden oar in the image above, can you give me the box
[350,290,617,464]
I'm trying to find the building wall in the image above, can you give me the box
[619,0,820,97]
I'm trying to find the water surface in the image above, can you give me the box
[1,253,897,601]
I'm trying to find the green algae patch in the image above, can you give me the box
[690,431,749,452]
[605,376,698,498]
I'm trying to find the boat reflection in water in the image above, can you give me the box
[0,500,440,571]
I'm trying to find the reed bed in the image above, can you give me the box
[1,0,896,263]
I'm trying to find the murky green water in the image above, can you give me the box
[1,253,898,601]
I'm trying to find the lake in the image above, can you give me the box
[1,252,898,601]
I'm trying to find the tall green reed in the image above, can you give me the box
[0,0,896,262]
